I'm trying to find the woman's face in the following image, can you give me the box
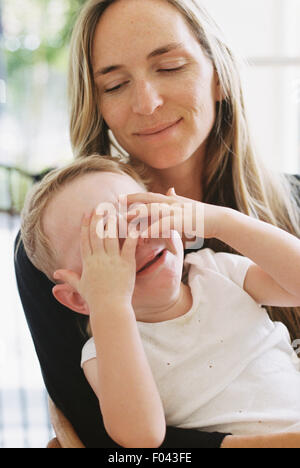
[92,0,221,170]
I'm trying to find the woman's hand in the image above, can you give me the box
[53,210,139,311]
[121,187,225,241]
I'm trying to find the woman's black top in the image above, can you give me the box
[14,231,230,448]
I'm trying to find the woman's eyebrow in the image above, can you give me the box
[94,42,185,78]
[147,41,185,59]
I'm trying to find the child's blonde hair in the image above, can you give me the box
[20,154,149,282]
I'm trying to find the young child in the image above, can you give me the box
[21,154,300,448]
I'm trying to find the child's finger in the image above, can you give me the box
[126,203,150,221]
[121,230,140,262]
[166,187,177,197]
[144,214,181,239]
[126,203,172,236]
[53,269,80,291]
[141,220,162,239]
[120,192,173,207]
[104,215,120,256]
[80,213,92,259]
[91,211,105,254]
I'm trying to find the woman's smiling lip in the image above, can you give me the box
[134,118,183,136]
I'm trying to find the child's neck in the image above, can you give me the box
[137,282,193,324]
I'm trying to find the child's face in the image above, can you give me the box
[44,171,184,318]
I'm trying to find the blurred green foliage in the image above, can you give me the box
[1,0,87,214]
[4,0,87,76]
[0,166,32,214]
[3,0,87,114]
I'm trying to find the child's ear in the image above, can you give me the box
[52,283,89,316]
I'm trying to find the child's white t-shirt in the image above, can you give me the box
[81,248,300,436]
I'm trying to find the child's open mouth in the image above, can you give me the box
[136,249,167,277]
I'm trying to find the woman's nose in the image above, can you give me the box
[131,80,163,115]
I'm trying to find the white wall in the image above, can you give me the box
[201,0,300,174]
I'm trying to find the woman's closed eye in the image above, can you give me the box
[105,81,130,94]
[104,65,187,94]
[158,65,186,73]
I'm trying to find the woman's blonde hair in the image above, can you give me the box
[68,0,300,340]
[20,154,148,283]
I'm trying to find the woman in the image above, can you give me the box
[15,0,300,448]
[70,0,300,344]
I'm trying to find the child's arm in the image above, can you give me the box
[84,301,166,448]
[123,189,300,308]
[217,208,300,307]
[54,212,166,448]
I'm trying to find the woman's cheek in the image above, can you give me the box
[100,96,125,130]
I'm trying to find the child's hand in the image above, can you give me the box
[53,211,139,312]
[122,188,224,241]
